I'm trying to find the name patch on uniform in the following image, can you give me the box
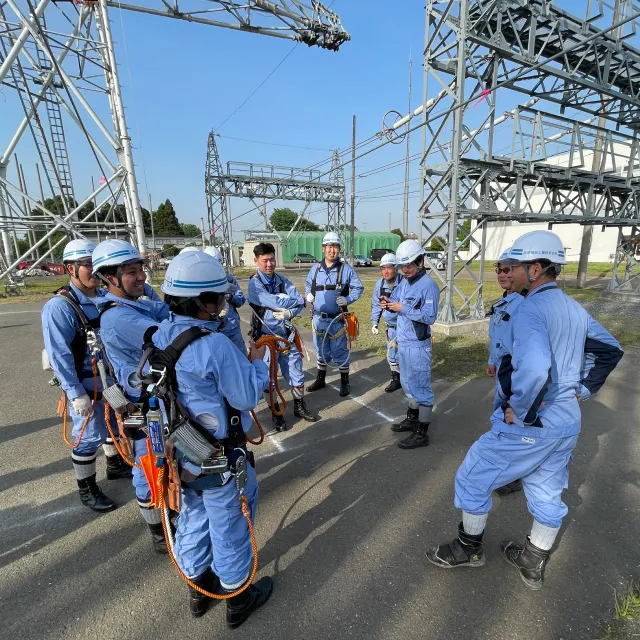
[522,436,536,444]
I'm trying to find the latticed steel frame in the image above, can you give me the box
[0,0,349,280]
[205,135,346,266]
[420,0,640,323]
[327,149,347,247]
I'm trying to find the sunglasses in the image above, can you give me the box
[494,266,513,274]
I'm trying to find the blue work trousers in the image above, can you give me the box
[386,325,399,367]
[69,398,115,456]
[454,430,579,529]
[398,343,434,406]
[264,342,304,390]
[175,464,259,589]
[312,315,349,371]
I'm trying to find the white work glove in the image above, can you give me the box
[371,325,379,335]
[336,295,348,308]
[273,308,292,321]
[306,293,315,304]
[72,394,93,417]
[276,293,290,301]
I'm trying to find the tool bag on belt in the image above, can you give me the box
[137,326,247,473]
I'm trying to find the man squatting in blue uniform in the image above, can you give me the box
[371,252,403,393]
[248,242,318,431]
[384,240,441,450]
[305,232,364,398]
[42,240,132,513]
[152,250,273,627]
[91,239,171,553]
[427,231,623,590]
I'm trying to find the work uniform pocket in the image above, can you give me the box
[457,436,510,497]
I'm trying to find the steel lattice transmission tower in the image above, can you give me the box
[327,148,347,244]
[0,0,349,280]
[418,0,640,323]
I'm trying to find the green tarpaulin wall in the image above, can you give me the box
[281,232,402,262]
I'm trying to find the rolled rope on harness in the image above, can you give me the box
[103,404,142,469]
[248,334,292,444]
[158,465,259,600]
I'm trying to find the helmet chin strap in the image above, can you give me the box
[194,298,224,326]
[96,267,139,300]
[522,263,558,296]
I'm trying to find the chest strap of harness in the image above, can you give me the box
[310,261,349,296]
[248,273,285,340]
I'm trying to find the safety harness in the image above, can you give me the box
[310,260,349,302]
[248,272,285,340]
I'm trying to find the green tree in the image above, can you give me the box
[339,223,358,232]
[161,243,179,257]
[154,199,181,236]
[428,236,446,251]
[457,219,472,250]
[180,223,201,238]
[270,207,320,231]
[390,228,404,242]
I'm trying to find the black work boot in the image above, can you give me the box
[398,422,430,449]
[501,536,551,591]
[391,407,419,433]
[105,454,133,480]
[339,372,350,397]
[148,523,168,554]
[426,522,486,569]
[271,403,287,432]
[188,568,221,618]
[495,479,523,495]
[306,369,326,392]
[385,371,402,393]
[226,577,274,629]
[294,398,318,422]
[77,475,116,513]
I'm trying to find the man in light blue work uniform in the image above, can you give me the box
[92,239,170,552]
[248,242,317,431]
[371,252,403,393]
[427,231,623,590]
[42,239,132,513]
[487,247,525,495]
[384,240,440,449]
[151,250,273,626]
[203,245,246,354]
[305,231,364,397]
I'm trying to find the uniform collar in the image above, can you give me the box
[169,312,221,332]
[320,259,341,272]
[257,270,278,286]
[69,281,98,304]
[406,268,426,285]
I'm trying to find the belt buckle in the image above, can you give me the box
[201,455,229,474]
[232,449,248,495]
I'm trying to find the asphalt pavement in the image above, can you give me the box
[0,299,638,640]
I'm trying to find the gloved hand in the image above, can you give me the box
[306,293,315,304]
[276,293,290,301]
[371,325,379,335]
[336,295,348,308]
[273,308,292,321]
[219,302,229,318]
[72,394,93,417]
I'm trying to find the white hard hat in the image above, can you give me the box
[380,253,397,267]
[508,230,567,265]
[92,239,144,274]
[322,231,341,246]
[63,239,96,263]
[180,246,202,254]
[395,239,425,265]
[497,247,519,265]
[161,250,228,297]
[203,246,223,261]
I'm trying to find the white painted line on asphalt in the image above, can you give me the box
[257,418,389,460]
[4,506,81,533]
[0,310,41,316]
[328,383,394,423]
[360,374,378,384]
[268,434,285,452]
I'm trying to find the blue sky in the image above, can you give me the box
[4,0,432,239]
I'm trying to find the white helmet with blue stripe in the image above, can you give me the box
[508,230,567,265]
[63,239,96,263]
[161,250,228,297]
[203,246,223,261]
[322,231,341,246]
[395,239,425,265]
[380,252,397,267]
[179,246,202,254]
[92,239,144,275]
[497,247,519,265]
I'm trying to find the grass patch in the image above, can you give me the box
[599,582,640,640]
[594,315,640,346]
[0,276,67,303]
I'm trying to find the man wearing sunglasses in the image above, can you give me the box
[427,230,623,591]
[487,248,525,495]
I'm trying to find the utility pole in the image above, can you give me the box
[577,0,621,288]
[200,217,206,248]
[350,115,356,265]
[389,212,391,232]
[402,53,412,237]
[148,194,155,258]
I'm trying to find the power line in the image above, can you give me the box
[214,44,298,132]
[217,134,331,152]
